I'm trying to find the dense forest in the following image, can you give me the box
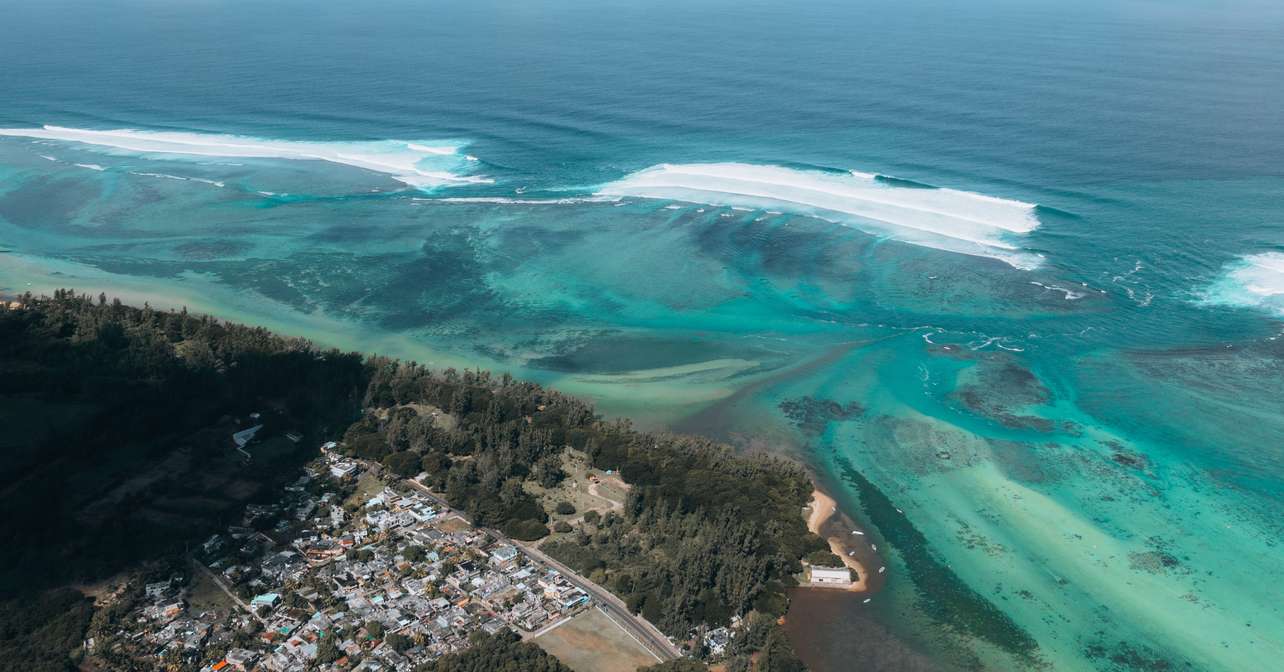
[0,291,366,595]
[414,631,571,672]
[347,361,822,637]
[0,292,813,670]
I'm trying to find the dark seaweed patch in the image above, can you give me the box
[1104,441,1150,471]
[834,455,1042,664]
[952,361,1056,432]
[1083,640,1189,671]
[780,396,864,436]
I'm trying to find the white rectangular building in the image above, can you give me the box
[810,566,852,586]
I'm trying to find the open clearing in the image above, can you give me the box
[344,471,384,509]
[187,562,236,615]
[534,607,658,672]
[527,449,630,544]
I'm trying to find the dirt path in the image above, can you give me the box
[587,479,624,511]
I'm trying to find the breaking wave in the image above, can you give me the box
[597,162,1044,268]
[0,125,490,189]
[421,195,620,205]
[1202,252,1284,318]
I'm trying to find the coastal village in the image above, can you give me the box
[86,440,601,671]
[65,384,878,672]
[77,420,784,672]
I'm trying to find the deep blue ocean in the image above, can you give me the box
[2,1,1283,669]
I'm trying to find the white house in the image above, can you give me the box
[809,566,852,586]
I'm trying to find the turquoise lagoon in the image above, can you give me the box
[1,0,1282,669]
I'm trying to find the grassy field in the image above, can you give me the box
[526,450,629,544]
[533,607,659,672]
[435,515,472,534]
[186,564,236,616]
[343,471,385,509]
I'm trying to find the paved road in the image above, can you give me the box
[517,538,681,661]
[402,478,681,661]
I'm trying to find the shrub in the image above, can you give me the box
[504,519,550,541]
[806,550,842,567]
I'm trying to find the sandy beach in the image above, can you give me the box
[805,489,870,592]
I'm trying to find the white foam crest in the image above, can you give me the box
[131,171,188,181]
[0,125,489,189]
[74,163,105,171]
[1203,252,1284,317]
[1030,280,1088,300]
[419,195,620,206]
[598,162,1043,268]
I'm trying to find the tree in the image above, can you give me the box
[806,550,842,567]
[555,501,576,515]
[503,519,549,541]
[316,633,342,664]
[384,451,421,477]
[387,632,413,653]
[415,630,570,672]
[758,626,807,672]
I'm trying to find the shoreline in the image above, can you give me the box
[804,488,873,593]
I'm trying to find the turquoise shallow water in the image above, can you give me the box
[2,0,1283,669]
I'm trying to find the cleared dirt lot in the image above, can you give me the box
[534,606,659,672]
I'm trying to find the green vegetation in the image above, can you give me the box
[716,613,808,672]
[541,428,820,635]
[0,292,821,665]
[346,360,820,638]
[806,550,843,566]
[0,588,93,672]
[0,291,365,595]
[415,630,570,672]
[0,292,366,670]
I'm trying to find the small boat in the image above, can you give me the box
[878,566,886,574]
[852,530,863,535]
[871,544,878,551]
[863,598,872,604]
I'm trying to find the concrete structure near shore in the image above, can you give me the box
[809,566,852,586]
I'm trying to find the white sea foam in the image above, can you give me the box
[130,171,224,188]
[598,162,1044,268]
[0,125,489,189]
[131,171,189,181]
[1202,252,1284,318]
[423,195,620,206]
[74,163,105,171]
[1030,281,1087,300]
